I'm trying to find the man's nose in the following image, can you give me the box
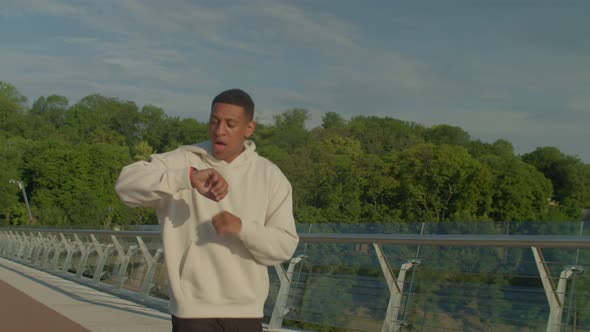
[214,122,226,135]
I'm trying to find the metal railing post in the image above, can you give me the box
[532,247,584,332]
[32,233,47,264]
[136,236,162,296]
[74,234,90,278]
[269,255,306,330]
[51,234,64,269]
[60,233,75,272]
[91,234,113,282]
[111,235,129,288]
[374,243,420,332]
[118,244,137,289]
[41,233,56,267]
[15,231,27,259]
[23,232,35,261]
[8,231,18,258]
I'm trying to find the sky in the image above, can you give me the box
[1,1,589,162]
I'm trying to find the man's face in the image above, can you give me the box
[208,102,255,163]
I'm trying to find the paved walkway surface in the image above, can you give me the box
[0,257,171,332]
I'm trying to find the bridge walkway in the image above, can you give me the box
[0,256,171,332]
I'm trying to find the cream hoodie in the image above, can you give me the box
[115,140,299,318]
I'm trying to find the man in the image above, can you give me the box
[115,89,299,332]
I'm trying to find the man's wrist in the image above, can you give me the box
[189,167,198,177]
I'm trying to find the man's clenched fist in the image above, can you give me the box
[212,211,242,236]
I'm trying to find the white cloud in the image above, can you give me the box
[2,1,590,162]
[252,2,358,48]
[1,0,83,17]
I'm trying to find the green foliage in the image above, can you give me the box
[132,141,154,161]
[321,111,346,130]
[269,108,312,152]
[0,79,587,226]
[0,136,35,225]
[347,116,424,155]
[31,95,69,128]
[424,124,471,146]
[467,139,515,159]
[392,143,493,222]
[0,81,27,121]
[523,147,588,219]
[480,155,553,221]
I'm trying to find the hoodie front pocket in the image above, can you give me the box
[179,243,260,305]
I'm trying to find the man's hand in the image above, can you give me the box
[212,211,242,236]
[190,168,228,202]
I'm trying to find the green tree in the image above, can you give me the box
[393,143,493,222]
[0,81,27,122]
[481,155,553,221]
[138,105,168,152]
[424,124,471,146]
[347,116,424,155]
[21,140,137,227]
[307,136,366,222]
[158,117,208,151]
[522,147,587,219]
[132,141,154,161]
[0,136,36,225]
[467,139,515,159]
[65,94,141,146]
[31,95,69,128]
[270,109,311,152]
[321,112,346,130]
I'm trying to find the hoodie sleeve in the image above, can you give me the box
[237,170,299,266]
[115,150,193,208]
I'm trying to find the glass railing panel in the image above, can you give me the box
[1,225,589,332]
[67,248,83,275]
[139,235,162,257]
[410,244,588,331]
[297,222,427,235]
[297,221,588,237]
[100,243,123,285]
[273,237,590,331]
[402,246,541,331]
[70,233,92,278]
[89,234,117,285]
[149,254,169,300]
[263,266,281,321]
[120,237,147,293]
[83,249,99,281]
[279,242,389,331]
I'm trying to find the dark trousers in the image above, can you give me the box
[171,316,263,332]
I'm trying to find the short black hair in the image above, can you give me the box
[211,89,254,121]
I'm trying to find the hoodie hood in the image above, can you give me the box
[180,140,257,167]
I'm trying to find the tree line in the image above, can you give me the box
[1,81,589,227]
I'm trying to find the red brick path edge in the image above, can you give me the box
[0,280,89,332]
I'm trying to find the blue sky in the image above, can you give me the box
[1,1,589,161]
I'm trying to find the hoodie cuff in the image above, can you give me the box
[238,219,256,244]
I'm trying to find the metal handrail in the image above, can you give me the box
[5,228,590,248]
[2,228,161,237]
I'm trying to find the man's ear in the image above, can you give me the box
[245,120,255,138]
